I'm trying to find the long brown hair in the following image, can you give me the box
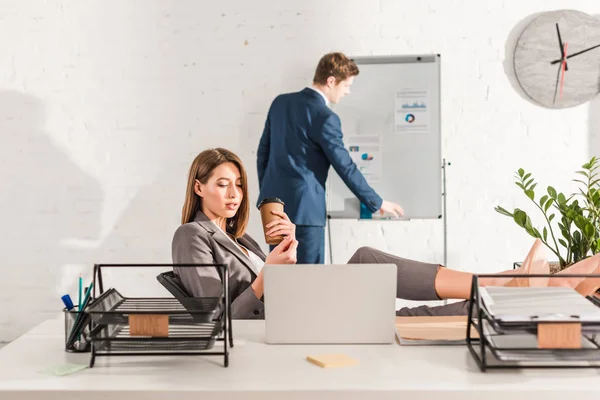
[181,148,250,237]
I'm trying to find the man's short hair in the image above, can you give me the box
[313,52,359,85]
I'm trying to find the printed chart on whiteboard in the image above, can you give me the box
[395,88,430,134]
[346,135,382,184]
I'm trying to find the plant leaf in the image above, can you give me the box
[525,178,534,189]
[583,222,595,239]
[525,190,535,200]
[494,206,513,217]
[543,226,548,242]
[544,198,553,212]
[582,221,596,240]
[559,239,568,248]
[513,209,528,228]
[548,186,557,199]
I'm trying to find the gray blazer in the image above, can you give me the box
[171,210,267,319]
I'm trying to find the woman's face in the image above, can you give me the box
[195,162,243,220]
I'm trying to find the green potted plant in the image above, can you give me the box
[495,157,600,272]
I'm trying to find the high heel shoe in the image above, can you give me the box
[550,253,600,292]
[504,239,550,287]
[565,254,600,297]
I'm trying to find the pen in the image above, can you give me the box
[67,282,94,348]
[78,274,83,311]
[80,283,94,311]
[61,294,74,311]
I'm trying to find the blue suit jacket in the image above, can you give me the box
[256,88,382,226]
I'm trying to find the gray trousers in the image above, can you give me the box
[347,247,469,317]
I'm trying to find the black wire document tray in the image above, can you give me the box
[87,288,221,325]
[87,263,232,368]
[466,273,600,372]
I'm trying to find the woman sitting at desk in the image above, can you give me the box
[172,148,600,319]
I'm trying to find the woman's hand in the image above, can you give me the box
[265,210,296,240]
[265,235,298,265]
[252,236,298,299]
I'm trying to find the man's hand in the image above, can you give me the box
[378,200,404,218]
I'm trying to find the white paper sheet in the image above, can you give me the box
[345,135,382,184]
[395,88,430,134]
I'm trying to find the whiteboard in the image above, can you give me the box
[327,55,442,219]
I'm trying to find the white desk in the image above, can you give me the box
[1,319,600,400]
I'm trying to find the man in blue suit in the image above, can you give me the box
[256,52,404,264]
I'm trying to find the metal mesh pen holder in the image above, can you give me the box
[64,307,91,353]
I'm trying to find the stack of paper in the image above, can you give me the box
[480,319,600,362]
[480,287,600,323]
[395,316,478,345]
[479,287,600,364]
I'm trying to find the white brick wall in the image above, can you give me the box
[1,0,599,341]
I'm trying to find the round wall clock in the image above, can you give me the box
[514,10,600,109]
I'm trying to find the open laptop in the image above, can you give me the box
[263,264,397,344]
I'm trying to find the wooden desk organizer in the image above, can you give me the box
[129,314,169,337]
[537,322,582,349]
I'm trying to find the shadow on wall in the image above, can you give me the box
[503,12,544,104]
[82,167,183,298]
[0,90,103,340]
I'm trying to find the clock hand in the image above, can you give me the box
[555,23,568,71]
[553,62,561,105]
[553,43,568,105]
[560,43,568,98]
[550,43,600,64]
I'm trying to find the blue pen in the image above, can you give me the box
[61,294,74,311]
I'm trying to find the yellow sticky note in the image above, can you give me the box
[306,353,359,368]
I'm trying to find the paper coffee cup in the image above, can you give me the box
[258,197,285,245]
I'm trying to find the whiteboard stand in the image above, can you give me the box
[441,158,450,306]
[442,158,449,268]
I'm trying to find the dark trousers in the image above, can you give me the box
[271,225,325,264]
[347,246,469,317]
